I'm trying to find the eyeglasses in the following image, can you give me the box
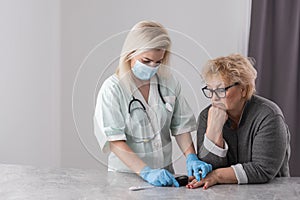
[202,82,239,99]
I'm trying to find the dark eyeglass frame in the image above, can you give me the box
[202,82,239,99]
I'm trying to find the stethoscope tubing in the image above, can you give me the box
[128,97,145,113]
[128,75,166,114]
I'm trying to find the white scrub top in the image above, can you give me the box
[94,72,196,173]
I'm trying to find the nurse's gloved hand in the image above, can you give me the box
[139,166,180,187]
[186,153,212,181]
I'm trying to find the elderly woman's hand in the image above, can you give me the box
[186,170,219,190]
[206,104,228,147]
[186,167,238,189]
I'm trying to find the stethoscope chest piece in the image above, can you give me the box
[165,102,173,112]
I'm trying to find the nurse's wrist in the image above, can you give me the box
[184,147,196,156]
[138,165,149,176]
[186,153,197,160]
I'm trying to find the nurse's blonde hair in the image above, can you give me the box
[116,20,171,78]
[201,54,257,100]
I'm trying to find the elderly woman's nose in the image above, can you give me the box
[211,92,220,101]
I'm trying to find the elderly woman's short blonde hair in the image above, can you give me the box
[201,54,257,100]
[116,20,171,78]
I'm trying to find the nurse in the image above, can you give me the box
[94,20,212,187]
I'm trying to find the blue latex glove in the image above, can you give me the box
[139,166,180,187]
[186,153,212,181]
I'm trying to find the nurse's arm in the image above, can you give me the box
[110,140,147,174]
[175,132,196,156]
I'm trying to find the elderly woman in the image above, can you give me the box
[187,54,290,189]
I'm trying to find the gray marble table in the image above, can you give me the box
[0,164,299,200]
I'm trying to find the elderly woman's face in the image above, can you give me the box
[205,74,246,111]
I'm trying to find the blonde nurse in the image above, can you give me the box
[94,21,212,187]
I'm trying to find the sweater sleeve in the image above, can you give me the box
[242,114,289,183]
[197,108,228,169]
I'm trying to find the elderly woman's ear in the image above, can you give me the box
[241,85,247,98]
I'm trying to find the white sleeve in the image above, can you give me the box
[94,81,126,153]
[231,164,248,184]
[203,135,228,157]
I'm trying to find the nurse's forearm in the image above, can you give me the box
[110,140,147,174]
[175,132,196,156]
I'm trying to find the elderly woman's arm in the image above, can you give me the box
[197,108,229,168]
[191,112,289,189]
[240,114,289,183]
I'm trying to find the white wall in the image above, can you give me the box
[0,0,250,174]
[0,0,60,167]
[61,0,251,173]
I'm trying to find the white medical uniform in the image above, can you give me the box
[94,72,196,173]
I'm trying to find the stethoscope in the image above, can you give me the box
[128,74,173,115]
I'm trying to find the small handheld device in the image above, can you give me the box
[175,175,189,186]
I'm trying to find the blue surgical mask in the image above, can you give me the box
[131,60,160,80]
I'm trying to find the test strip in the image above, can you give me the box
[129,185,155,191]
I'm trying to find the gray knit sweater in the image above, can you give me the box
[197,95,290,184]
